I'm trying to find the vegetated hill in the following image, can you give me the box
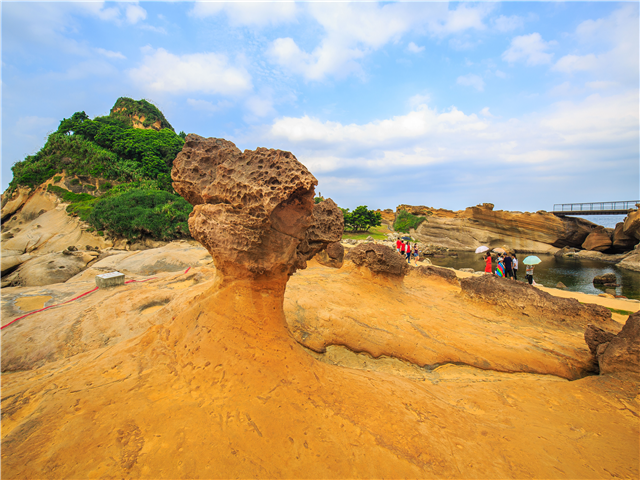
[5,98,192,242]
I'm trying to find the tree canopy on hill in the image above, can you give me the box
[8,99,184,192]
[7,98,193,242]
[341,206,382,233]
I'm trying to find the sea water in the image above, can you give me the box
[567,214,627,229]
[428,252,640,301]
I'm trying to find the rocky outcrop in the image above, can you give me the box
[374,208,395,225]
[403,203,597,253]
[598,312,640,376]
[622,209,640,241]
[172,135,341,278]
[2,251,99,287]
[612,222,638,251]
[582,226,612,252]
[593,273,616,285]
[315,241,344,268]
[411,265,459,285]
[344,243,409,278]
[461,274,612,327]
[1,186,32,222]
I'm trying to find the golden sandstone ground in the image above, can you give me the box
[1,259,638,478]
[1,134,638,479]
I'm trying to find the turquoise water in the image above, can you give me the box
[427,252,640,301]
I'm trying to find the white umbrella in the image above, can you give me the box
[475,246,489,253]
[523,256,541,265]
[492,247,506,254]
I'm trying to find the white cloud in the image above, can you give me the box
[502,33,556,66]
[268,2,494,81]
[95,48,126,60]
[492,15,524,33]
[457,74,485,92]
[125,4,146,25]
[495,70,507,79]
[480,107,494,118]
[128,47,252,95]
[552,6,638,85]
[407,42,425,53]
[190,1,297,26]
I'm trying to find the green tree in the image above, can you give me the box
[341,205,381,233]
[393,209,428,233]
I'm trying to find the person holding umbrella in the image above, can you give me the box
[475,246,492,274]
[523,256,541,285]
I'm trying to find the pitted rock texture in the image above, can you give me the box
[599,312,640,376]
[345,243,409,277]
[315,241,344,269]
[411,265,459,285]
[294,199,344,271]
[461,274,613,327]
[172,135,340,277]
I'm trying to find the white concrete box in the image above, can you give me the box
[96,271,125,288]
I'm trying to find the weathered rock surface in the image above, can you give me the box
[582,226,613,252]
[0,186,32,222]
[613,222,638,251]
[172,135,341,278]
[461,274,612,327]
[622,209,640,241]
[2,251,99,287]
[598,312,640,376]
[344,243,409,278]
[401,203,597,253]
[411,264,459,285]
[593,273,617,285]
[315,241,344,268]
[584,324,616,356]
[618,246,640,272]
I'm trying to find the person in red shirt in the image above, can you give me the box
[396,238,402,254]
[400,241,406,256]
[484,253,492,273]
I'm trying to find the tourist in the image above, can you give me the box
[405,242,412,263]
[512,254,518,280]
[526,264,535,285]
[484,253,492,273]
[400,240,406,257]
[495,254,505,277]
[413,243,419,266]
[396,238,402,254]
[504,253,514,280]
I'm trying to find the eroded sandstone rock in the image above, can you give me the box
[411,265,459,285]
[582,226,612,252]
[612,222,638,251]
[461,274,612,326]
[315,241,344,269]
[172,135,341,278]
[593,273,616,285]
[584,324,615,356]
[344,243,409,278]
[598,312,640,376]
[622,209,640,241]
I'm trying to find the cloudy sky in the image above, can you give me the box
[2,1,639,212]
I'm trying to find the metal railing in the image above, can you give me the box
[552,201,639,214]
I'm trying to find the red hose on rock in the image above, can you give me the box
[0,267,192,330]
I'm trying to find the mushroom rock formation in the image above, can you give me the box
[344,243,409,280]
[172,134,341,279]
[582,226,613,252]
[598,311,640,376]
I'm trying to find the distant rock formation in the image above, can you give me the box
[395,203,598,253]
[172,134,342,279]
[410,265,459,285]
[582,226,613,252]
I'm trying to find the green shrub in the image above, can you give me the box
[393,210,428,233]
[99,182,113,191]
[53,176,62,183]
[85,185,96,191]
[69,178,80,185]
[89,189,192,241]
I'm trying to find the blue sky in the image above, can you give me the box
[2,1,639,212]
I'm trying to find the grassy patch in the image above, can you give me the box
[606,307,634,316]
[342,224,390,241]
[393,209,429,233]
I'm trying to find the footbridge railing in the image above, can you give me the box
[552,201,639,216]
